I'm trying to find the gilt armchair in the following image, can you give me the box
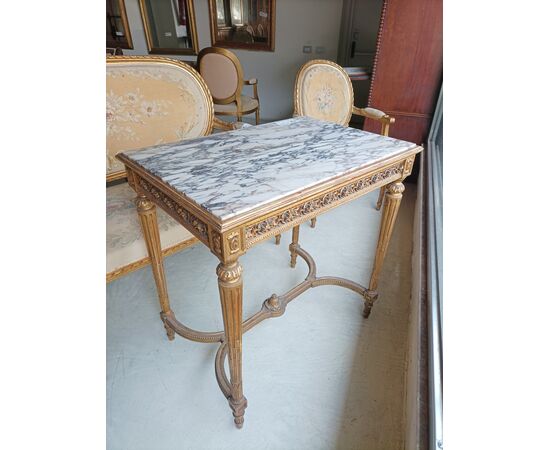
[197,46,260,124]
[106,55,236,282]
[274,59,395,244]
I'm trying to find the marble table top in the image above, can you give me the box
[121,116,418,221]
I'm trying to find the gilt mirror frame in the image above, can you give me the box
[138,0,200,55]
[208,0,276,52]
[106,0,134,50]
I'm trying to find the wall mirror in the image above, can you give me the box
[139,0,199,55]
[106,0,133,49]
[208,0,275,51]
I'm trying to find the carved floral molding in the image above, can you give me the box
[245,163,404,243]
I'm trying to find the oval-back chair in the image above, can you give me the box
[106,55,215,284]
[197,46,260,124]
[294,59,395,215]
[272,60,396,245]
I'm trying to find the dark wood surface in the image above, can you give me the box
[364,0,442,145]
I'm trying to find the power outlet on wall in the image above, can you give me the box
[315,46,326,54]
[302,45,312,54]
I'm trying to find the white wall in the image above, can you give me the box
[123,0,344,121]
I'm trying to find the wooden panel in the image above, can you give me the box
[364,0,442,144]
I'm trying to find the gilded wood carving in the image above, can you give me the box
[116,120,422,429]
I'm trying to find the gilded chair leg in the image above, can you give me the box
[364,182,405,317]
[136,194,174,340]
[375,187,385,211]
[255,109,260,125]
[217,260,247,429]
[310,217,317,228]
[289,225,300,268]
[275,234,281,245]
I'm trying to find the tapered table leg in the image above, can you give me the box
[289,225,300,268]
[364,182,405,318]
[136,194,175,340]
[217,260,247,428]
[375,186,385,211]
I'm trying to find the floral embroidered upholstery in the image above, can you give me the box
[107,56,214,281]
[294,60,353,126]
[107,183,196,276]
[107,58,213,180]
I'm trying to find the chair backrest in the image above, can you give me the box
[106,55,214,182]
[197,47,243,105]
[294,59,354,126]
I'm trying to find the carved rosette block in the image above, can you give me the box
[216,261,247,428]
[136,194,174,339]
[402,155,415,177]
[227,231,241,255]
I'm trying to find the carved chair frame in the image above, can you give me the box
[292,59,396,222]
[197,46,260,122]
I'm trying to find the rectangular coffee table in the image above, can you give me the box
[117,116,422,428]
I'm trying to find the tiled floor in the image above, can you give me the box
[107,187,415,450]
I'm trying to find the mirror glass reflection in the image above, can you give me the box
[139,0,199,55]
[209,0,275,51]
[106,0,133,49]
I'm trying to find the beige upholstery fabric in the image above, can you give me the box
[106,62,212,178]
[214,95,259,113]
[296,64,353,126]
[106,58,214,281]
[199,53,239,100]
[107,183,196,275]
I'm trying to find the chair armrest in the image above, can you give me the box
[244,78,259,99]
[352,106,394,124]
[213,117,239,131]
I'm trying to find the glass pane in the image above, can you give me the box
[212,0,273,49]
[106,0,128,46]
[146,0,193,50]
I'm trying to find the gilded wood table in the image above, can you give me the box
[117,116,422,428]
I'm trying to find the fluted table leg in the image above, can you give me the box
[289,225,300,268]
[136,194,175,340]
[364,182,405,318]
[217,260,247,428]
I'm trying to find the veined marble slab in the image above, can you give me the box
[122,116,417,221]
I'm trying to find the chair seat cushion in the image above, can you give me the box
[214,95,259,113]
[107,182,196,278]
